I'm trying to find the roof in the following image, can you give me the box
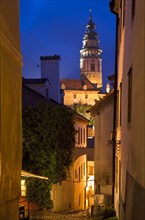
[22,84,58,109]
[23,77,50,85]
[90,90,114,115]
[61,78,98,91]
[21,170,48,180]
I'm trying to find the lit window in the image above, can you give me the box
[21,179,26,197]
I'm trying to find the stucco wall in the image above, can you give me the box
[73,155,87,210]
[63,90,103,106]
[0,0,22,219]
[94,94,113,197]
[114,0,145,218]
[51,174,73,212]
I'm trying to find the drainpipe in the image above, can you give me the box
[109,0,119,205]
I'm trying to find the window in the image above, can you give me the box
[119,82,122,126]
[81,164,83,179]
[127,68,132,126]
[81,128,82,144]
[85,94,88,99]
[79,167,81,182]
[75,169,77,179]
[123,0,126,27]
[131,0,135,22]
[84,162,85,175]
[84,128,86,143]
[78,127,80,144]
[91,63,95,71]
[74,94,76,99]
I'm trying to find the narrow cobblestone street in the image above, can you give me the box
[30,210,103,220]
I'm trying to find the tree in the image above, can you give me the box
[22,103,76,209]
[72,102,94,126]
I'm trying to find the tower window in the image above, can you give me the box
[91,63,95,71]
[74,94,76,99]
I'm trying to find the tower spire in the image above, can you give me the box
[79,8,103,88]
[89,7,92,18]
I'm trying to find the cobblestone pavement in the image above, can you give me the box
[30,210,103,220]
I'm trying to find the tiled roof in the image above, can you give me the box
[61,78,96,90]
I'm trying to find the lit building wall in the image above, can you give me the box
[51,168,74,212]
[73,155,87,210]
[63,90,103,106]
[120,1,145,219]
[110,0,145,219]
[91,92,114,204]
[0,0,22,219]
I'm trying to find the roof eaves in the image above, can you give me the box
[90,90,114,114]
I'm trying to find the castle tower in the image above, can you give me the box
[80,10,102,88]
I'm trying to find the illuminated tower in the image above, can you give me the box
[80,10,102,88]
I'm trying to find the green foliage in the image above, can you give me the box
[22,103,76,208]
[72,102,94,126]
[26,178,53,210]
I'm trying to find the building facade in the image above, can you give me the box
[0,0,22,219]
[51,114,94,211]
[110,0,145,219]
[91,91,114,208]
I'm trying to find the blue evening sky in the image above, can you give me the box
[20,0,116,87]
